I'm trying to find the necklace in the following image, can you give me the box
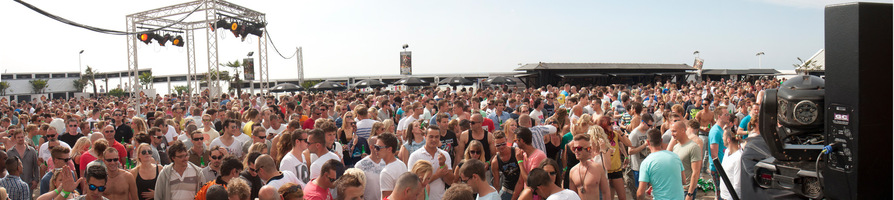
[577,160,589,193]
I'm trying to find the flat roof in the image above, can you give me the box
[701,68,780,75]
[515,62,694,71]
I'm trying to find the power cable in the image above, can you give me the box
[263,29,298,59]
[13,0,204,35]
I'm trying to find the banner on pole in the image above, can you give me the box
[243,58,255,81]
[400,51,412,75]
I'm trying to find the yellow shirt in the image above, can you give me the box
[243,121,255,137]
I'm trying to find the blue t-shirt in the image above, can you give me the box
[739,115,752,139]
[640,150,684,200]
[708,124,726,171]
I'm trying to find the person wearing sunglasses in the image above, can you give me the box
[458,159,499,200]
[112,110,135,145]
[280,130,311,188]
[242,128,271,157]
[187,131,210,168]
[100,125,128,165]
[201,147,228,183]
[490,131,522,200]
[304,159,345,200]
[128,143,159,200]
[526,168,580,200]
[567,134,610,200]
[39,146,76,195]
[58,119,84,150]
[98,147,138,200]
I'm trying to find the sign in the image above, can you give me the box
[243,58,255,81]
[694,58,705,79]
[400,51,412,75]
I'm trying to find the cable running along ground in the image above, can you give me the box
[13,0,204,35]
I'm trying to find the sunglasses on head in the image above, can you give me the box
[89,184,106,192]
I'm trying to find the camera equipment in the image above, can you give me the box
[748,2,891,199]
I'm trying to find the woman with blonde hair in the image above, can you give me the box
[382,119,395,134]
[454,140,486,179]
[71,137,91,176]
[131,117,149,136]
[371,122,386,137]
[129,143,160,200]
[500,118,518,143]
[411,160,434,200]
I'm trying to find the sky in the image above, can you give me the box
[0,0,890,83]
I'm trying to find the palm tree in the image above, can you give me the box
[221,60,243,96]
[0,81,9,96]
[84,66,99,94]
[139,71,154,89]
[30,79,48,94]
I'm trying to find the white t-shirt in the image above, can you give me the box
[201,128,220,147]
[476,186,500,200]
[355,156,385,200]
[720,149,743,200]
[164,125,178,142]
[309,151,340,179]
[39,141,72,161]
[279,151,310,188]
[407,148,453,200]
[379,159,407,192]
[529,109,544,125]
[233,133,251,145]
[546,189,581,200]
[209,137,243,158]
[266,124,287,137]
[396,115,417,132]
[266,170,301,191]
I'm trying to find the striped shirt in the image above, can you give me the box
[528,125,557,153]
[0,175,30,200]
[169,166,201,200]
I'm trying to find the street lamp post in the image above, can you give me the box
[756,52,765,68]
[79,50,84,93]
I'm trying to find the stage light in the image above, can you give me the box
[245,23,265,37]
[230,22,242,37]
[211,19,228,32]
[153,33,170,46]
[138,33,153,44]
[172,35,184,47]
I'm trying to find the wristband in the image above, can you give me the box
[54,189,60,195]
[62,190,71,198]
[517,160,523,164]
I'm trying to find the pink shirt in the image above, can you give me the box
[524,149,546,172]
[303,179,332,200]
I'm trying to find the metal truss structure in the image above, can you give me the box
[125,0,269,106]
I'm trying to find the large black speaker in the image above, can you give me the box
[823,2,892,199]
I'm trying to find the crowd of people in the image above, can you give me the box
[0,78,778,200]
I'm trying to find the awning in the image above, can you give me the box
[515,72,538,78]
[655,72,691,76]
[556,73,608,78]
[608,73,654,76]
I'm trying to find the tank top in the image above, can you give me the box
[497,148,520,189]
[544,135,560,160]
[607,130,623,173]
[403,139,426,155]
[135,165,160,200]
[464,130,493,159]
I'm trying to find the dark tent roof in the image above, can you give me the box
[701,69,780,75]
[515,63,694,71]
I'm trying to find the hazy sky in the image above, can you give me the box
[0,0,889,81]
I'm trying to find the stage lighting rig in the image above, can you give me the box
[172,35,184,47]
[153,33,171,46]
[138,33,154,44]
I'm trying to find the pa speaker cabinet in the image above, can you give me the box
[823,2,892,200]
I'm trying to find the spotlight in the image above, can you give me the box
[245,23,265,37]
[172,35,184,47]
[138,33,154,44]
[153,33,170,46]
[230,22,241,37]
[211,19,228,32]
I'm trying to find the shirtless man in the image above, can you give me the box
[458,114,496,166]
[568,134,610,200]
[101,148,138,200]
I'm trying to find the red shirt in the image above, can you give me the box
[109,140,128,162]
[482,118,496,132]
[79,152,96,173]
[303,117,317,130]
[303,179,332,200]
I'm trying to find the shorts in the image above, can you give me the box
[608,171,623,179]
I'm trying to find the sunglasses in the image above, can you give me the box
[572,146,592,152]
[256,135,266,139]
[68,125,78,127]
[249,167,258,172]
[494,143,507,148]
[89,184,106,192]
[211,155,223,160]
[154,135,164,139]
[296,138,308,143]
[469,150,481,155]
[373,145,386,151]
[140,150,152,155]
[45,134,57,138]
[546,171,557,176]
[103,130,114,134]
[192,137,204,141]
[328,176,337,183]
[56,157,72,162]
[105,158,119,163]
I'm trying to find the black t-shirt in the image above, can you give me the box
[685,104,703,120]
[58,133,83,147]
[440,130,458,161]
[115,124,134,143]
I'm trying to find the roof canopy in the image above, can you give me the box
[515,62,694,71]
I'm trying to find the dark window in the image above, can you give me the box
[16,74,32,79]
